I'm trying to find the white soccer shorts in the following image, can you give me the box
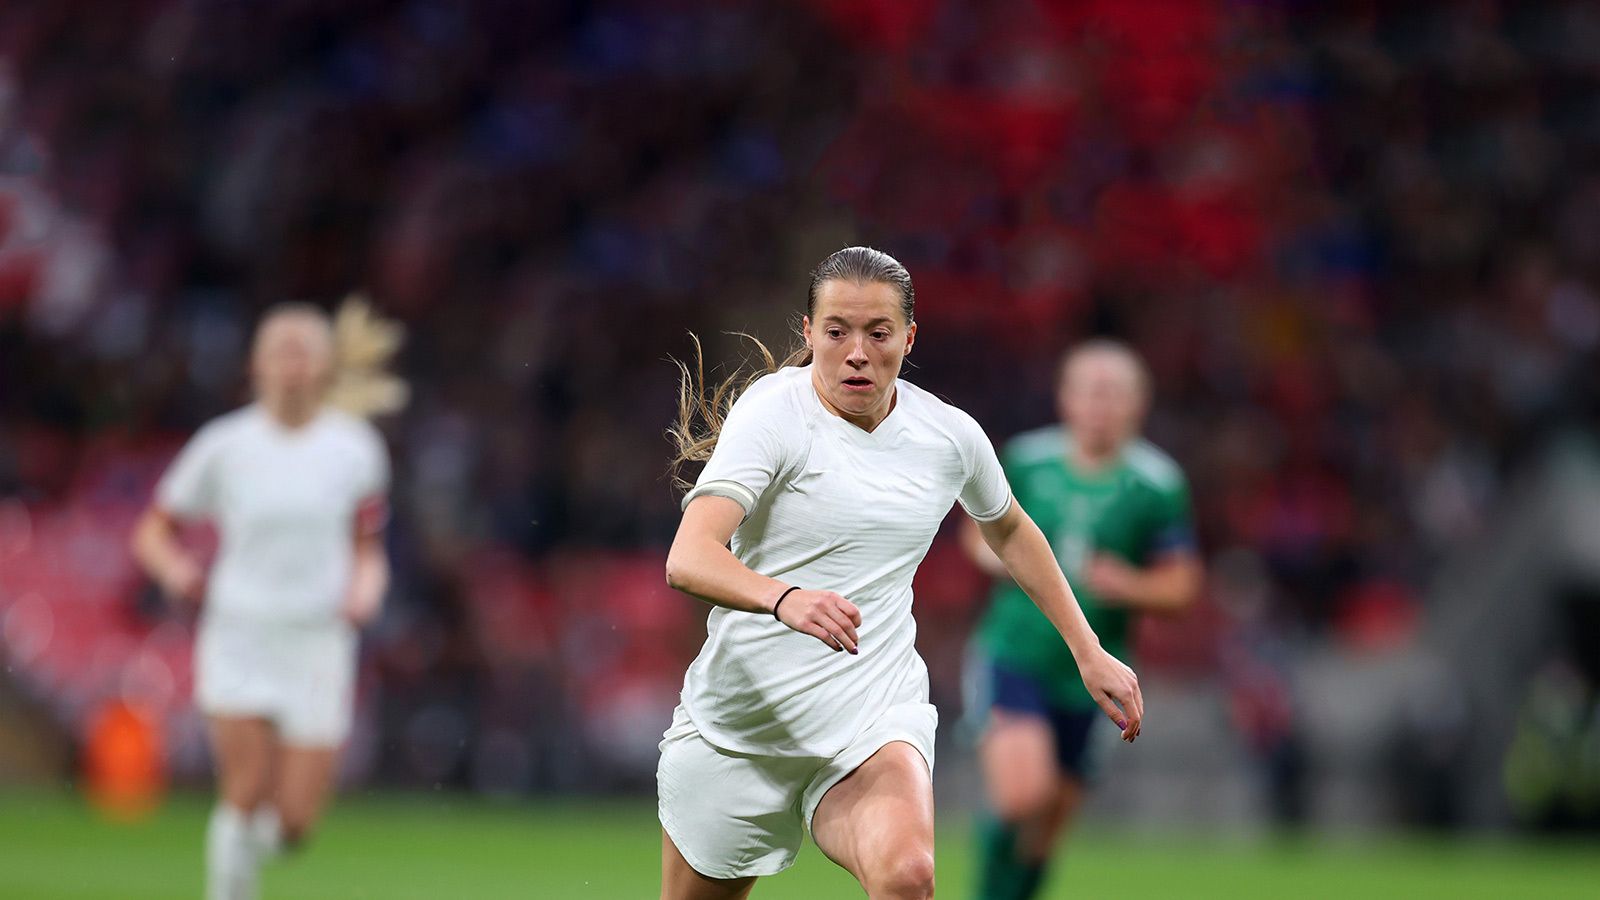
[194,616,357,747]
[656,701,937,880]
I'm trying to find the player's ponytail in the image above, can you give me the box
[325,294,409,418]
[667,331,808,493]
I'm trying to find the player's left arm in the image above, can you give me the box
[974,501,1143,742]
[957,411,1142,741]
[343,493,391,627]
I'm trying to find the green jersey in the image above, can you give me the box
[976,426,1195,709]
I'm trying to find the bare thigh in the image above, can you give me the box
[810,741,936,899]
[660,830,756,900]
[273,744,340,846]
[208,716,276,811]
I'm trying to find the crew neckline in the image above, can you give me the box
[804,364,905,442]
[254,403,326,440]
[1059,429,1128,486]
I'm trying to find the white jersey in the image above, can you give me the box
[157,404,389,624]
[679,364,1012,757]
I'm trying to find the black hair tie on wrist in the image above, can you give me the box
[773,586,802,621]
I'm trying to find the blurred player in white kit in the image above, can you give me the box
[131,300,405,900]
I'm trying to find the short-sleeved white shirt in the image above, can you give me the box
[157,404,390,624]
[679,365,1012,757]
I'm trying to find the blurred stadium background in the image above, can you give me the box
[1,0,1598,896]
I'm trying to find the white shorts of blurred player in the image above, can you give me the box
[194,616,357,748]
[656,701,937,880]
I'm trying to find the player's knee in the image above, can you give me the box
[989,791,1029,824]
[990,779,1053,824]
[874,848,935,899]
[221,780,271,814]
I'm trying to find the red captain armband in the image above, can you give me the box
[355,495,390,537]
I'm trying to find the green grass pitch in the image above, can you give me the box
[1,789,1596,898]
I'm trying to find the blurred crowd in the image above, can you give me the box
[2,0,1598,804]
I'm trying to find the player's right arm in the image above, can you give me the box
[130,506,204,603]
[665,495,861,654]
[668,374,861,653]
[132,424,220,604]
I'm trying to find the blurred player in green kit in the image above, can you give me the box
[962,340,1203,899]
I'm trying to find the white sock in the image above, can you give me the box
[249,806,283,860]
[206,804,259,900]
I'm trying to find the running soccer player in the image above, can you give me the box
[659,247,1143,900]
[963,340,1202,899]
[131,300,404,900]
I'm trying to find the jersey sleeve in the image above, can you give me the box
[682,376,794,518]
[953,409,1013,522]
[155,425,222,520]
[356,423,391,498]
[1145,472,1197,558]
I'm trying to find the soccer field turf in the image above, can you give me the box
[1,790,1596,899]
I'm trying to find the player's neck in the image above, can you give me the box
[811,373,897,433]
[1069,443,1120,474]
[262,398,320,430]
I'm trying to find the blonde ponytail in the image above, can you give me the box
[326,294,409,418]
[667,330,809,493]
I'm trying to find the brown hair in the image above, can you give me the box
[667,247,913,492]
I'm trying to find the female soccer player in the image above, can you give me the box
[131,300,404,900]
[660,247,1143,900]
[963,340,1202,899]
